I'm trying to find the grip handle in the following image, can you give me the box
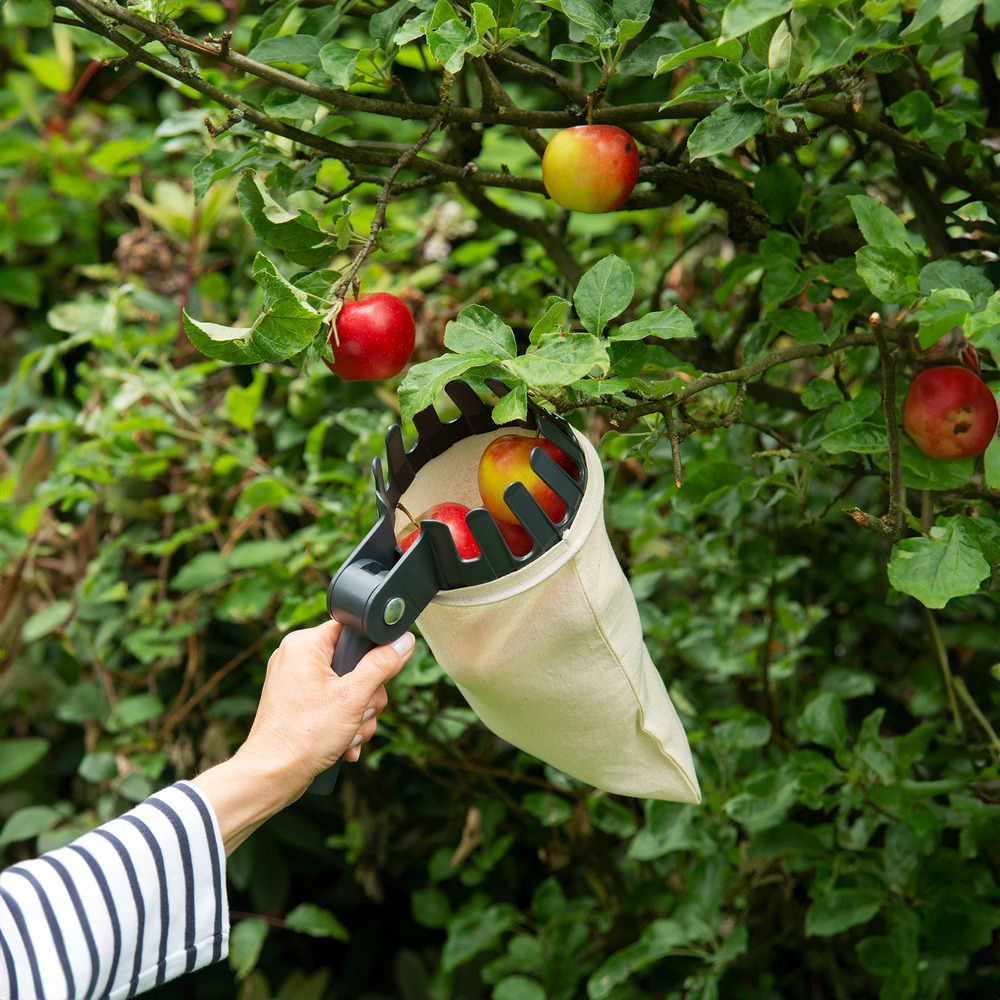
[308,625,376,795]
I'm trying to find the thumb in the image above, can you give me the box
[343,631,415,701]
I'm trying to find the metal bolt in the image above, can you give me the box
[383,597,406,626]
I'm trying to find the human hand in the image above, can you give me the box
[191,620,414,854]
[240,619,414,785]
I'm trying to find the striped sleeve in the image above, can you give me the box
[0,781,229,1000]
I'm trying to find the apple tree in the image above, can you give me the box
[3,0,1000,998]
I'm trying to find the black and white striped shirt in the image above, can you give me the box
[0,781,229,1000]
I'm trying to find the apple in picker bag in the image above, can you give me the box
[397,503,534,559]
[398,503,480,559]
[903,365,998,460]
[541,125,640,214]
[324,293,415,381]
[478,434,578,526]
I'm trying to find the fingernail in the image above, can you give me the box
[348,732,364,749]
[390,632,415,657]
[362,707,376,722]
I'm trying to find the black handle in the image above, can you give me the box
[308,625,377,795]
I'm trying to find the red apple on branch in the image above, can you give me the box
[324,292,415,381]
[541,125,640,214]
[397,502,480,559]
[903,365,998,459]
[478,434,578,525]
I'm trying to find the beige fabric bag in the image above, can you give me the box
[395,425,701,803]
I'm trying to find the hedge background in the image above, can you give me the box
[2,1,1000,998]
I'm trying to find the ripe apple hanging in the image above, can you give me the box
[541,125,640,214]
[324,293,415,381]
[903,365,999,460]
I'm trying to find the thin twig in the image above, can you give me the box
[843,313,904,542]
[953,676,1000,761]
[923,606,963,735]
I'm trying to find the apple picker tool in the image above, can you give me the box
[313,379,700,804]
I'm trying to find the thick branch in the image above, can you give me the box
[71,0,717,128]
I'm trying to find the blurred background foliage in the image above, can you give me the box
[2,1,1000,998]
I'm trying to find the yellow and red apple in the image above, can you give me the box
[541,125,640,214]
[478,434,578,525]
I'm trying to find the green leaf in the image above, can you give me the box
[614,306,695,341]
[285,903,351,940]
[444,305,517,359]
[183,254,322,364]
[412,887,451,928]
[687,104,767,160]
[398,351,499,424]
[618,36,683,76]
[171,551,230,590]
[713,712,772,749]
[505,334,608,386]
[229,917,270,980]
[22,599,73,642]
[78,751,119,783]
[317,41,360,87]
[247,34,323,67]
[854,246,919,303]
[236,172,326,251]
[226,539,296,569]
[887,519,993,609]
[427,8,481,72]
[805,889,884,937]
[919,260,994,298]
[721,0,793,38]
[441,902,519,972]
[491,380,528,423]
[754,163,803,223]
[655,37,743,76]
[217,577,274,623]
[529,297,572,343]
[915,288,973,348]
[575,255,634,336]
[106,694,165,732]
[848,194,923,254]
[793,692,848,750]
[224,370,268,431]
[723,764,800,834]
[770,308,828,344]
[818,422,887,455]
[552,43,600,62]
[494,976,547,1000]
[587,919,691,1000]
[0,806,63,847]
[0,738,50,784]
[561,0,615,40]
[521,790,573,826]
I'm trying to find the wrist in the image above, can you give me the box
[189,750,308,856]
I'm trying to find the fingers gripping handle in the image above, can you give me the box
[308,625,376,796]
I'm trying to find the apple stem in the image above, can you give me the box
[396,501,419,531]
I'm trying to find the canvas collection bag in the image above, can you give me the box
[394,424,701,803]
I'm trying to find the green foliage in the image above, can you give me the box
[3,0,1000,998]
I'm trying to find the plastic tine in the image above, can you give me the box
[504,483,561,548]
[411,406,444,465]
[465,507,517,577]
[447,380,498,435]
[384,424,412,501]
[529,449,584,527]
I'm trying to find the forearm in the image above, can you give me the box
[189,751,308,857]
